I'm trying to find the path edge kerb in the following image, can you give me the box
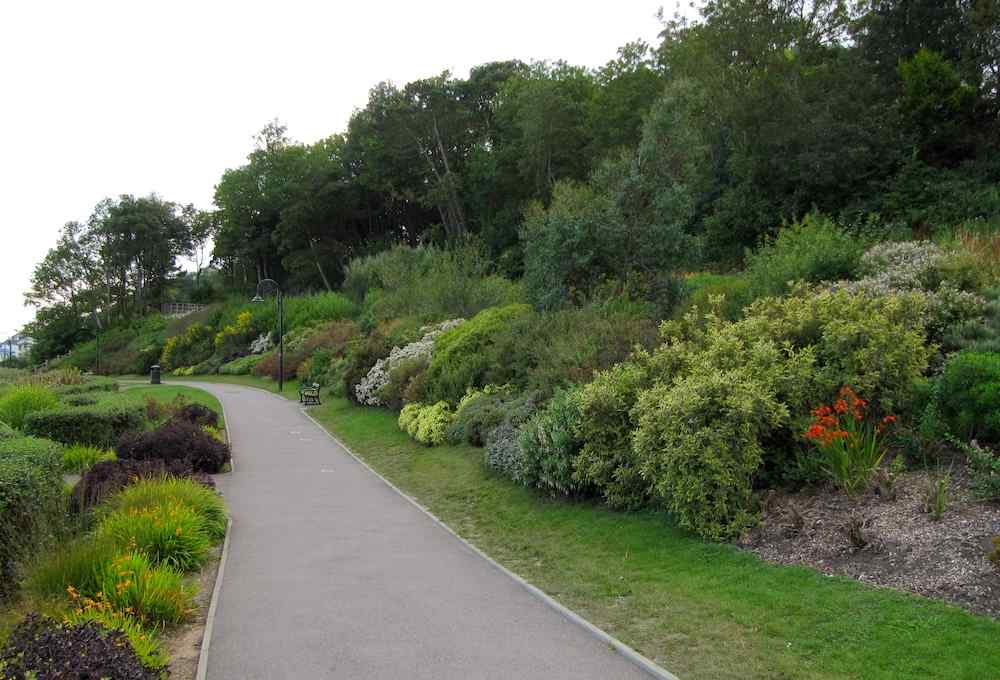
[196,517,234,680]
[299,408,681,680]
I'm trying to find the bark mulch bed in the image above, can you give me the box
[740,463,1000,618]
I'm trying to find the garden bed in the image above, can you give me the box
[742,464,1000,618]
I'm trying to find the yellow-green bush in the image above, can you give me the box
[397,401,453,446]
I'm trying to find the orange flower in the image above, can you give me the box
[882,415,896,424]
[834,399,848,414]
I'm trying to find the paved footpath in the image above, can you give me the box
[177,382,658,680]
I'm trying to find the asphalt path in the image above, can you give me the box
[179,381,657,680]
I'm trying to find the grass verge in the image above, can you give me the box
[125,375,1000,679]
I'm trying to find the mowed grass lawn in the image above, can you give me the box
[156,376,1000,679]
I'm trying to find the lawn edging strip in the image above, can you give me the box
[300,408,680,680]
[196,517,233,680]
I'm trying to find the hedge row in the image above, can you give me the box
[50,378,120,397]
[24,403,145,447]
[0,436,64,599]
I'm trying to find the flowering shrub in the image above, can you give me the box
[832,241,987,342]
[803,386,895,495]
[397,401,453,446]
[356,319,463,406]
[160,323,214,371]
[214,310,255,359]
[99,502,211,571]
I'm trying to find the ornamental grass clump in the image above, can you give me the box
[803,386,895,496]
[106,477,227,542]
[61,444,116,473]
[99,502,211,571]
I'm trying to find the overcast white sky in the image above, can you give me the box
[0,0,671,340]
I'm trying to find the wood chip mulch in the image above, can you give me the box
[739,464,1000,618]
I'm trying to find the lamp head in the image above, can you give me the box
[251,294,265,303]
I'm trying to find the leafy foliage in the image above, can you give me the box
[23,402,145,447]
[116,420,231,473]
[61,444,116,473]
[518,387,588,496]
[0,614,157,680]
[0,385,58,430]
[423,304,534,404]
[936,351,1000,444]
[398,402,454,446]
[0,437,64,600]
[633,369,787,540]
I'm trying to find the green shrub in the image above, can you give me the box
[51,377,119,396]
[423,304,534,404]
[484,424,527,481]
[683,272,751,320]
[447,386,515,446]
[0,385,59,430]
[574,360,653,509]
[61,444,116,473]
[633,369,788,540]
[743,213,866,301]
[344,244,522,324]
[398,402,453,446]
[103,477,227,542]
[499,299,659,395]
[24,402,145,447]
[518,388,588,496]
[0,421,16,440]
[219,353,263,375]
[937,351,1000,444]
[283,292,356,329]
[0,436,64,599]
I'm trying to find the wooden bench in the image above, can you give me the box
[299,383,321,406]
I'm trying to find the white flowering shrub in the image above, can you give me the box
[832,241,986,341]
[249,333,273,354]
[355,319,464,406]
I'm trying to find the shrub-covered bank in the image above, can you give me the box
[0,372,230,677]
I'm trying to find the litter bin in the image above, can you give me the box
[150,365,161,385]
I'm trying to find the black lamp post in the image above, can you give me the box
[252,279,284,393]
[91,311,103,374]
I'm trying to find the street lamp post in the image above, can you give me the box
[252,279,284,393]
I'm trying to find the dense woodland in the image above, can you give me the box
[25,0,1000,360]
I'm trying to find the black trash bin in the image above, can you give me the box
[150,365,161,385]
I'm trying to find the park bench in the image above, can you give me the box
[299,383,321,406]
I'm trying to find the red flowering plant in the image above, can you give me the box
[803,386,896,496]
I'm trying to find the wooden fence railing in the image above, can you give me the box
[161,302,208,317]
